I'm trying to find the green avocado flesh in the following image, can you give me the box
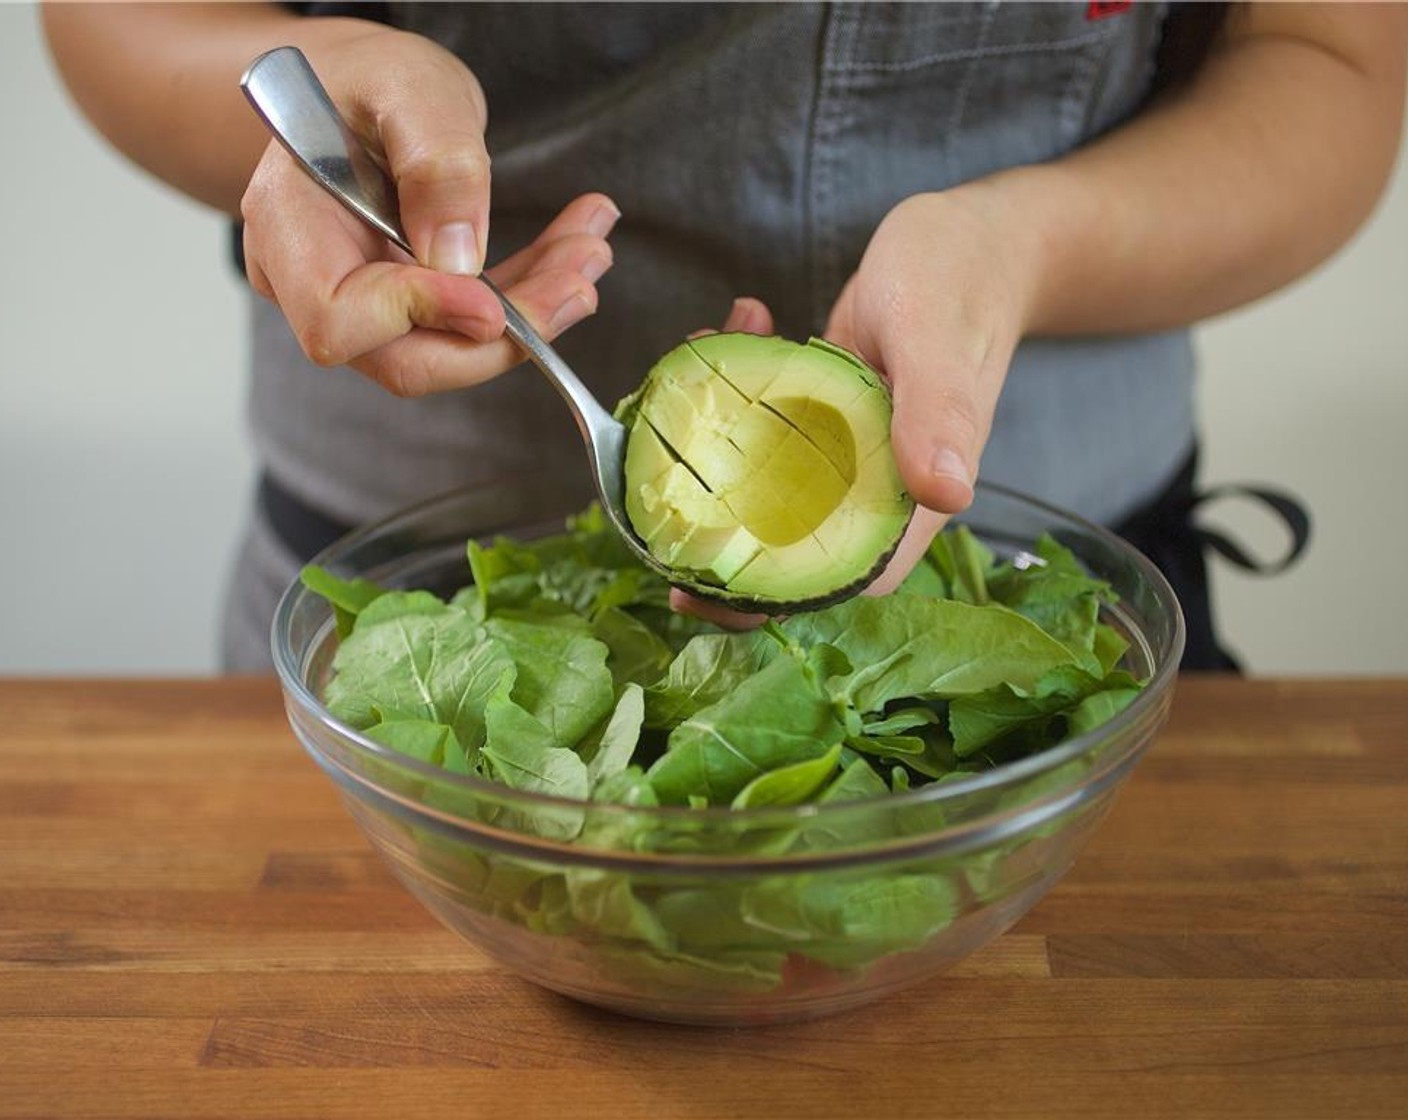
[618,333,914,610]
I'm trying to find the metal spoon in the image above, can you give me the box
[239,46,670,578]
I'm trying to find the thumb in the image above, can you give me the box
[889,363,982,516]
[376,61,492,275]
[879,309,1023,517]
[827,279,985,517]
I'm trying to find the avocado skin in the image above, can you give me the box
[665,508,914,615]
[617,333,915,614]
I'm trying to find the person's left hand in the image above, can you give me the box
[822,186,1038,593]
[671,187,1038,623]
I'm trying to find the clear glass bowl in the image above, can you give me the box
[272,474,1184,1026]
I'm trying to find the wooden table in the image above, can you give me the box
[1,677,1404,1119]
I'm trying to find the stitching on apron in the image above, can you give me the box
[945,0,1001,185]
[808,2,862,331]
[833,25,1117,74]
[1058,26,1110,140]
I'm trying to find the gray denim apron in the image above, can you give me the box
[223,0,1194,670]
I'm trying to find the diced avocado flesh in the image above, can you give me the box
[619,334,914,609]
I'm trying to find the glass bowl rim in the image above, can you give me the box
[271,478,1185,829]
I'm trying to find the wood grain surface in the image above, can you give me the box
[1,677,1405,1119]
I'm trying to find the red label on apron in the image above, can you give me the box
[1087,1,1132,19]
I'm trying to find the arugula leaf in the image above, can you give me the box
[821,757,892,804]
[585,567,672,616]
[437,855,572,937]
[355,588,456,627]
[565,502,655,573]
[948,665,1143,759]
[846,725,958,779]
[324,598,515,753]
[594,943,788,995]
[582,683,646,788]
[844,733,927,761]
[731,743,844,809]
[740,873,961,969]
[987,534,1120,674]
[631,606,720,654]
[653,886,762,950]
[447,585,488,619]
[642,630,778,729]
[482,616,615,750]
[565,869,671,947]
[781,594,1078,714]
[1067,683,1142,736]
[862,706,942,737]
[591,607,673,690]
[365,717,471,773]
[895,555,947,599]
[787,758,899,855]
[1092,621,1131,676]
[479,686,589,841]
[647,653,848,805]
[470,507,674,620]
[589,765,660,808]
[300,565,388,639]
[466,538,541,614]
[926,524,996,604]
[536,556,639,617]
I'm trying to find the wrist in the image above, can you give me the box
[943,165,1092,337]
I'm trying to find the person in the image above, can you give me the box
[43,2,1407,671]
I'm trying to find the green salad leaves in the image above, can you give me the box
[301,506,1147,1003]
[307,506,1141,808]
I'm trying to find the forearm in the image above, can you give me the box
[970,2,1408,336]
[42,2,389,215]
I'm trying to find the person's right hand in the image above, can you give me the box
[239,27,618,397]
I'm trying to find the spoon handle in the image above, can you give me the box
[238,46,621,449]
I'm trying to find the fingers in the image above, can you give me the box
[349,263,599,396]
[485,232,612,303]
[824,270,993,518]
[668,588,769,631]
[242,144,505,367]
[489,193,620,287]
[366,43,494,274]
[239,31,621,397]
[888,360,986,516]
[863,506,948,597]
[723,296,774,334]
[687,296,775,340]
[244,151,616,393]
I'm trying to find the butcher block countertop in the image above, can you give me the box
[1,676,1405,1119]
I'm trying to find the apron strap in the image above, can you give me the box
[1112,447,1312,672]
[1190,484,1312,576]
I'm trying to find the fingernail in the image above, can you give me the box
[586,201,621,238]
[723,298,748,331]
[549,291,593,334]
[446,314,499,342]
[580,252,611,283]
[725,297,761,332]
[931,447,972,485]
[429,222,481,275]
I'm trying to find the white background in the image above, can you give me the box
[3,5,1405,676]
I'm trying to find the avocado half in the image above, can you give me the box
[615,333,915,613]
